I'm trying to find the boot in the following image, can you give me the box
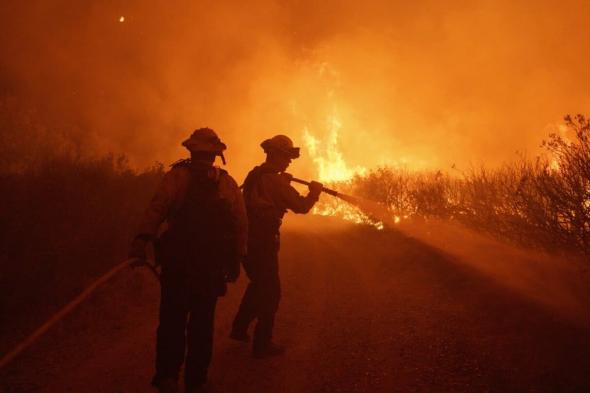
[253,342,285,359]
[157,378,179,393]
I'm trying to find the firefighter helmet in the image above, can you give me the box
[260,135,300,159]
[182,128,227,154]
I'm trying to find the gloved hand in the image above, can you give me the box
[128,236,149,266]
[308,180,324,196]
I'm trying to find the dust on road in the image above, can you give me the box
[2,216,590,392]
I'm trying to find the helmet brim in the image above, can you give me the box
[182,138,227,154]
[261,139,300,159]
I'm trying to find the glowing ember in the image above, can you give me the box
[119,16,125,23]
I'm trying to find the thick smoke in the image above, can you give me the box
[1,0,589,179]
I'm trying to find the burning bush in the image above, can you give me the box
[320,115,590,257]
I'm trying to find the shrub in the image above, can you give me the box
[0,153,163,351]
[325,115,590,257]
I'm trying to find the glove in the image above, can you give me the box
[308,181,323,197]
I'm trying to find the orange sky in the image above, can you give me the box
[1,0,589,179]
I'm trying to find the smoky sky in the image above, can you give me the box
[1,0,589,179]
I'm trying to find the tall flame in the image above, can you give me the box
[302,111,366,183]
[301,109,391,229]
[294,63,395,229]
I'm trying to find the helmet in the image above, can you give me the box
[260,135,300,159]
[182,127,227,154]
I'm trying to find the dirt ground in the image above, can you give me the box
[2,216,590,393]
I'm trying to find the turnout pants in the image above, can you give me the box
[152,269,218,389]
[232,234,281,350]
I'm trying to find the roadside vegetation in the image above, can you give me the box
[0,150,163,352]
[327,115,590,257]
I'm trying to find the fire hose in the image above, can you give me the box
[289,175,363,207]
[240,172,362,206]
[288,175,388,222]
[0,258,159,370]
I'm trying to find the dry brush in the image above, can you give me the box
[331,115,590,257]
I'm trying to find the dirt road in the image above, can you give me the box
[2,217,590,392]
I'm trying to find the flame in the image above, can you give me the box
[301,109,399,229]
[119,16,125,23]
[302,111,366,183]
[294,64,405,229]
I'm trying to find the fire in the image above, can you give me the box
[301,110,395,229]
[302,112,366,183]
[293,62,405,229]
[312,201,385,230]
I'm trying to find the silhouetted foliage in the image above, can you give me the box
[338,115,590,256]
[0,152,163,351]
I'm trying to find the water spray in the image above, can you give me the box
[288,175,391,224]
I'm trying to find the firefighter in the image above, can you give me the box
[129,128,247,393]
[230,134,323,358]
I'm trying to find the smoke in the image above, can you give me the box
[1,0,589,179]
[397,218,590,323]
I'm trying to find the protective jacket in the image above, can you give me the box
[136,159,247,296]
[242,163,319,239]
[137,160,247,254]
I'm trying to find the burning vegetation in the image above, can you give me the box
[305,115,590,256]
